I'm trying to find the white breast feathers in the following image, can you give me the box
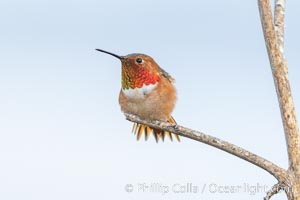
[122,83,157,99]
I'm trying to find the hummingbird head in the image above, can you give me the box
[96,49,161,90]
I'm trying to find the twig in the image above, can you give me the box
[125,113,287,182]
[264,182,284,200]
[274,0,286,54]
[258,0,300,176]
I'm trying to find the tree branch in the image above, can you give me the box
[274,0,286,54]
[258,0,300,176]
[264,182,284,200]
[125,113,287,182]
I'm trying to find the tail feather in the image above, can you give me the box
[145,126,152,140]
[161,131,166,141]
[137,124,144,140]
[131,116,180,142]
[165,131,173,141]
[132,123,138,134]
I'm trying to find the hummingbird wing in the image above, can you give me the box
[158,66,175,83]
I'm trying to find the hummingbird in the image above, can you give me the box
[96,49,180,142]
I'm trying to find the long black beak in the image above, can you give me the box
[95,49,124,60]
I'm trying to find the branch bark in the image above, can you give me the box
[264,182,284,200]
[274,0,286,54]
[258,0,300,176]
[125,113,287,183]
[258,0,300,199]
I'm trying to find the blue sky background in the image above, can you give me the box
[0,0,299,199]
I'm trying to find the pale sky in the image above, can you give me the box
[0,0,299,200]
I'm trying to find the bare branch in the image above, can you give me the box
[274,0,286,54]
[125,113,287,182]
[264,182,284,200]
[258,0,300,176]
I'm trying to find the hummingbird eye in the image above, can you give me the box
[136,58,143,64]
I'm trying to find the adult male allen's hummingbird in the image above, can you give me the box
[96,49,179,142]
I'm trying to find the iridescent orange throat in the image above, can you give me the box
[122,65,160,90]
